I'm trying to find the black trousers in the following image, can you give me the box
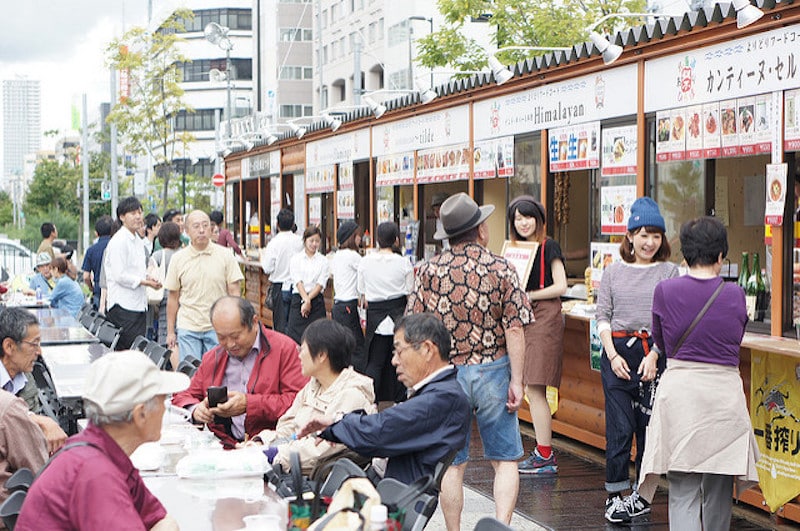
[106,304,146,350]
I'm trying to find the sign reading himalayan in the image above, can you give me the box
[656,94,773,161]
[474,64,637,141]
[548,122,600,172]
[645,24,800,112]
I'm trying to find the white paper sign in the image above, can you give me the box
[337,190,355,219]
[765,163,787,226]
[786,89,800,152]
[601,126,637,176]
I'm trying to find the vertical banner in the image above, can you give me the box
[270,177,281,233]
[751,350,800,512]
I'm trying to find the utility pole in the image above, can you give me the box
[81,94,90,256]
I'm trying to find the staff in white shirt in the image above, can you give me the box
[357,222,414,403]
[104,196,163,350]
[330,221,364,362]
[261,209,303,333]
[285,226,330,344]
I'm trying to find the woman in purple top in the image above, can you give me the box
[595,197,678,523]
[638,216,758,530]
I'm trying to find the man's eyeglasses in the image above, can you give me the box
[392,342,420,357]
[18,340,41,350]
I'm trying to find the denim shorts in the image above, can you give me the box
[453,355,523,465]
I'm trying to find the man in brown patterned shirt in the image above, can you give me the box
[407,193,532,531]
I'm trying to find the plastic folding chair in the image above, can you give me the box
[376,474,436,531]
[130,335,149,353]
[176,359,198,378]
[0,489,25,530]
[4,468,33,494]
[94,320,122,350]
[143,342,172,370]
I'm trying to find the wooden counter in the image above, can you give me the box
[529,313,800,523]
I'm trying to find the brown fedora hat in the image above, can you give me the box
[434,192,495,240]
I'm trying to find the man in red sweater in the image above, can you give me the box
[172,296,308,448]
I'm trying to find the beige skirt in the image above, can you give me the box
[523,297,564,387]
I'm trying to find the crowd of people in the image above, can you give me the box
[0,192,758,530]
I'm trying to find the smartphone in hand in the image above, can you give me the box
[207,386,228,408]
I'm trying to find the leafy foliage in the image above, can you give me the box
[105,9,196,211]
[416,0,649,70]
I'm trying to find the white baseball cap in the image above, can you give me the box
[83,350,190,415]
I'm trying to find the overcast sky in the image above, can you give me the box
[0,0,151,167]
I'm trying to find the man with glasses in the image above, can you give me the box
[297,313,470,486]
[0,307,67,455]
[164,210,244,361]
[172,296,306,448]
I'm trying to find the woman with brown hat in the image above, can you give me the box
[507,196,567,476]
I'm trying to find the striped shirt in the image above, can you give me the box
[595,261,679,333]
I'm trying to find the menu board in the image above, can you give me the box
[656,93,774,161]
[338,163,354,190]
[308,196,322,226]
[306,166,335,194]
[473,137,515,180]
[601,126,636,176]
[599,185,637,235]
[655,110,686,162]
[702,102,721,158]
[785,88,800,152]
[375,153,414,187]
[590,242,623,289]
[269,177,281,233]
[684,105,703,160]
[337,190,355,219]
[548,122,601,172]
[416,144,471,184]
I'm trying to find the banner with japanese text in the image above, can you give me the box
[548,122,600,172]
[305,166,335,194]
[376,154,414,187]
[751,349,800,512]
[787,88,800,152]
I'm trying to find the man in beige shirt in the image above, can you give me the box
[164,210,243,362]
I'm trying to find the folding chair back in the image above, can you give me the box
[0,489,25,530]
[144,342,172,370]
[95,321,122,350]
[4,468,34,494]
[130,335,149,353]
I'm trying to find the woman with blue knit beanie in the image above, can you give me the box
[595,196,679,523]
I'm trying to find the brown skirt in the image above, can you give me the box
[523,297,564,387]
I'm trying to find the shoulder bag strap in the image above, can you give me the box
[672,280,726,355]
[34,441,102,481]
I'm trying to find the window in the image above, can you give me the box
[171,9,252,33]
[321,10,328,29]
[279,66,314,80]
[368,22,376,43]
[279,105,313,118]
[176,59,252,82]
[331,4,338,20]
[279,28,313,41]
[378,18,384,39]
[173,109,219,132]
[388,69,410,90]
[388,20,409,47]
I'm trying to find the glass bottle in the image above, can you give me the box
[738,252,750,289]
[749,253,766,321]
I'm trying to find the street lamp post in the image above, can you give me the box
[407,16,434,90]
[205,23,234,138]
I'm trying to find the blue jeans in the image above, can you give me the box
[602,335,663,493]
[453,356,523,465]
[178,328,218,361]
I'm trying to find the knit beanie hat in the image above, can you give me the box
[336,221,359,246]
[627,197,666,232]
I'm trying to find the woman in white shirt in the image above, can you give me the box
[330,221,364,364]
[285,226,330,344]
[357,222,414,403]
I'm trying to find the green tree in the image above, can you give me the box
[0,191,13,227]
[416,0,648,70]
[25,160,81,215]
[105,9,195,212]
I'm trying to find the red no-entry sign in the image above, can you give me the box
[212,173,225,187]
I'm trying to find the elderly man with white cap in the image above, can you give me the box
[27,252,55,297]
[407,192,532,531]
[16,351,190,531]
